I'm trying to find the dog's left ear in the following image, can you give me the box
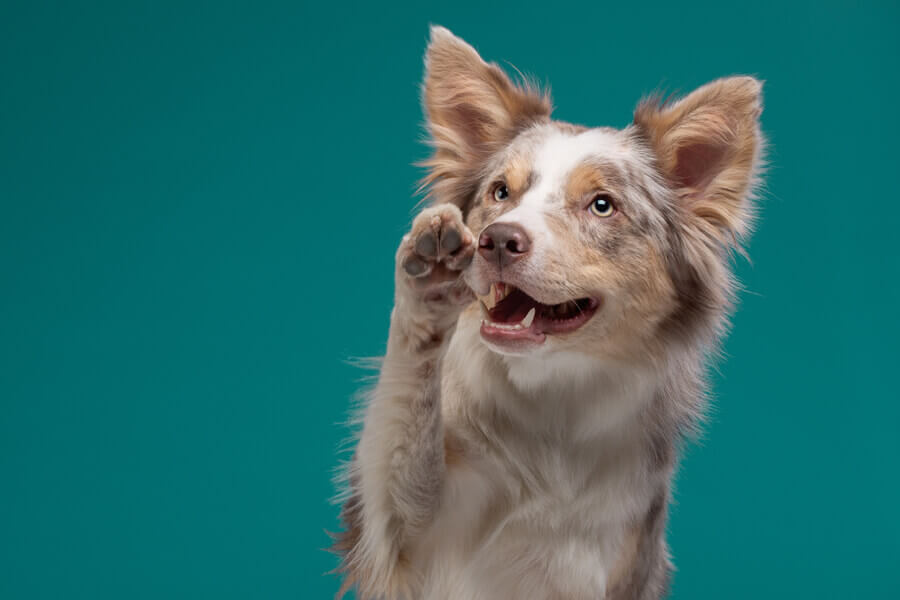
[634,77,764,245]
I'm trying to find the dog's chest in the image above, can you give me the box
[413,317,659,597]
[410,424,651,599]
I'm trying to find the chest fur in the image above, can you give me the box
[411,426,656,599]
[405,323,664,598]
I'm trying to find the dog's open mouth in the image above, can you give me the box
[478,283,600,346]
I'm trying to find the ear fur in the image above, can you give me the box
[419,26,552,212]
[634,77,764,246]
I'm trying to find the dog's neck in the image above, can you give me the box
[447,308,666,449]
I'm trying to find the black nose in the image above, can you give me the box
[478,222,531,268]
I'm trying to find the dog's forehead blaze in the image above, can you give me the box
[501,126,634,206]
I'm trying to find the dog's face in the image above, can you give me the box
[421,27,763,360]
[464,124,678,359]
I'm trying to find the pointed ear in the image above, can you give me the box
[420,26,551,210]
[634,77,764,244]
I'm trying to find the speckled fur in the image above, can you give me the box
[334,26,765,600]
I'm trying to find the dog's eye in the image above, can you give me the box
[493,184,509,202]
[590,195,615,217]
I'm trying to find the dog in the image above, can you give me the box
[334,25,765,600]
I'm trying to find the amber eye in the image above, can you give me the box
[493,183,509,202]
[590,194,615,217]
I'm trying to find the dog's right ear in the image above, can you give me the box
[419,26,551,211]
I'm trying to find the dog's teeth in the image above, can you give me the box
[485,317,530,331]
[494,283,502,302]
[478,291,495,310]
[554,301,575,318]
[521,307,535,328]
[479,300,490,318]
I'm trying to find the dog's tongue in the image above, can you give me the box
[489,288,538,323]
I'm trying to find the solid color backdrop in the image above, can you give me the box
[1,1,898,598]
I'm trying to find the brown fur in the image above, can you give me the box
[335,26,764,600]
[418,27,552,215]
[503,152,533,195]
[634,77,764,244]
[565,160,628,204]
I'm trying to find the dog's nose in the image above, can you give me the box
[478,222,531,268]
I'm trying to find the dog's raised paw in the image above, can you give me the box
[399,204,475,291]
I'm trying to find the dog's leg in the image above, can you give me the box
[340,203,476,598]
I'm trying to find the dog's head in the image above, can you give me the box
[421,27,764,362]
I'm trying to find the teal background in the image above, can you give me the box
[2,1,898,598]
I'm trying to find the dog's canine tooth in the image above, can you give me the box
[521,307,535,328]
[479,288,496,310]
[479,300,490,319]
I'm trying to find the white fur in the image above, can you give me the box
[392,312,663,599]
[339,63,762,597]
[495,129,632,250]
